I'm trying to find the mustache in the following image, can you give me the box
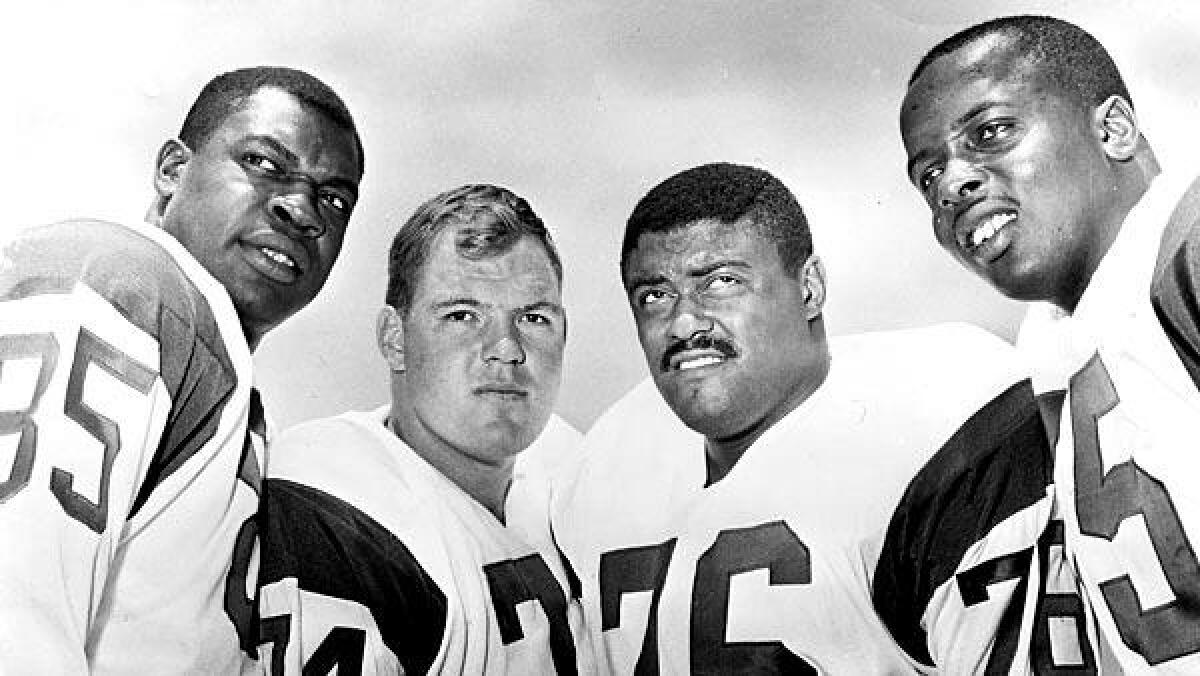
[660,334,737,372]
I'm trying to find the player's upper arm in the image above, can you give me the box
[1153,174,1200,393]
[0,221,185,668]
[872,378,1054,670]
[257,475,449,675]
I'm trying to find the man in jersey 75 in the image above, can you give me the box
[0,67,364,672]
[256,184,595,674]
[901,14,1200,672]
[553,162,1061,673]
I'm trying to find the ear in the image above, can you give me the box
[150,139,192,223]
[376,306,406,373]
[1094,95,1140,161]
[800,255,827,320]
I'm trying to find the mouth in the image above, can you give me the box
[958,207,1017,261]
[242,233,309,285]
[668,350,731,373]
[474,386,528,399]
[259,246,298,271]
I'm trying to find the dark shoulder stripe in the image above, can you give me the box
[872,379,1053,665]
[260,478,447,674]
[0,221,239,515]
[1152,191,1200,393]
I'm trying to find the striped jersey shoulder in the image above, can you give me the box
[1152,174,1200,393]
[873,378,1054,664]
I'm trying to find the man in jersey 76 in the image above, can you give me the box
[901,14,1200,671]
[553,162,1062,673]
[256,184,595,675]
[0,66,363,673]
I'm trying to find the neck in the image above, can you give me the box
[1058,151,1161,313]
[703,348,831,485]
[386,402,514,522]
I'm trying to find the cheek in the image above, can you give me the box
[634,320,666,357]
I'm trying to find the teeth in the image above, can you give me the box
[261,247,296,269]
[969,212,1016,248]
[679,356,722,371]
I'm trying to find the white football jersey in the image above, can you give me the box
[1019,170,1200,673]
[0,220,263,673]
[257,407,595,675]
[556,323,1047,674]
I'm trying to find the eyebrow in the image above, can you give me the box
[432,298,564,316]
[519,300,564,316]
[626,272,669,292]
[432,298,482,311]
[244,134,360,199]
[687,260,750,278]
[626,260,750,291]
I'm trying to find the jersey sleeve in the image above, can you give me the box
[1152,175,1200,393]
[0,221,240,670]
[873,379,1069,673]
[257,476,449,675]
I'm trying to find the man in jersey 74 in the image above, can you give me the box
[554,162,1061,673]
[256,184,595,674]
[901,14,1200,671]
[0,67,363,672]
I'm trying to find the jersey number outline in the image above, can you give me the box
[956,520,1096,673]
[0,330,156,532]
[599,520,817,675]
[1071,353,1200,664]
[484,552,579,675]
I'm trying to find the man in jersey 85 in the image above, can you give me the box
[256,184,595,674]
[554,162,1059,673]
[901,14,1200,671]
[0,67,363,672]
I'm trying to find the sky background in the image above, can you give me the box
[3,0,1198,432]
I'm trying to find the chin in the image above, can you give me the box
[665,395,740,439]
[477,420,543,457]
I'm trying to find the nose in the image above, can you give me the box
[484,320,526,365]
[668,294,713,341]
[268,188,325,239]
[937,161,985,209]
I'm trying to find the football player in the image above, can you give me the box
[901,14,1200,671]
[554,162,1054,673]
[0,67,363,672]
[256,185,594,674]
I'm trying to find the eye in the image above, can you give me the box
[706,274,741,292]
[320,191,353,214]
[976,120,1014,145]
[637,288,672,309]
[918,165,944,193]
[444,309,477,322]
[242,152,281,174]
[520,312,553,327]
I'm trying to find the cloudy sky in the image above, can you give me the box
[4,0,1198,431]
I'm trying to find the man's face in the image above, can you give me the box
[900,36,1118,308]
[399,230,565,465]
[624,218,823,441]
[159,86,361,343]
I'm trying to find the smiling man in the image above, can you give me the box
[899,15,1200,672]
[255,184,594,675]
[554,162,1050,673]
[0,67,363,672]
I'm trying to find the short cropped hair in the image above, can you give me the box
[385,184,563,311]
[620,162,813,282]
[909,15,1132,111]
[179,66,364,176]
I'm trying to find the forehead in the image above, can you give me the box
[625,219,781,278]
[901,35,1045,134]
[415,229,562,301]
[208,87,361,175]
